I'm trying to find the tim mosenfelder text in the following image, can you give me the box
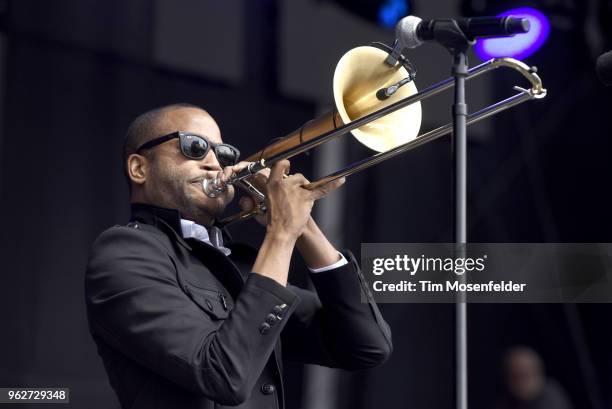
[369,254,527,294]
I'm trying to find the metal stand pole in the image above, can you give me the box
[431,21,472,409]
[452,50,468,409]
[386,20,475,409]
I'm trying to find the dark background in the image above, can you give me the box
[0,0,611,408]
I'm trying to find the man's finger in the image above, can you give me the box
[230,161,251,173]
[287,173,309,186]
[257,168,271,178]
[219,161,251,183]
[269,160,290,182]
[218,166,234,184]
[309,177,346,200]
[251,171,269,184]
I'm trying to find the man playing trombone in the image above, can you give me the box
[84,103,392,409]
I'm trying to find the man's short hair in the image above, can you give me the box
[122,102,204,191]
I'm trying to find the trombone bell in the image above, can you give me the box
[334,45,422,153]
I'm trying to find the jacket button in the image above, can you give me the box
[261,383,275,395]
[265,313,278,325]
[272,304,287,316]
[259,323,271,335]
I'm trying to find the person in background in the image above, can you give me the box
[494,346,573,409]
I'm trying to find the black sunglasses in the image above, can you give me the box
[136,131,240,167]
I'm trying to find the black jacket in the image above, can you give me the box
[84,203,392,409]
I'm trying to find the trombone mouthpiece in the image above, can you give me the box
[202,177,226,198]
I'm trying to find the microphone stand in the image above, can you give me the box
[426,20,475,409]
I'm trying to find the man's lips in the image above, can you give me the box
[188,179,207,194]
[189,175,211,184]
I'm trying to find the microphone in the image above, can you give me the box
[376,77,413,100]
[596,50,612,86]
[396,15,531,50]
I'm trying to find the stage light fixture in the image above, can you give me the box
[378,0,409,28]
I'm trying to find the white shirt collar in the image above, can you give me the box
[180,219,231,256]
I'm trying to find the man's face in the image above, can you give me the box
[138,108,235,225]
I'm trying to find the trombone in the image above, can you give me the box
[205,45,546,226]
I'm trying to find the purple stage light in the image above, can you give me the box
[474,7,550,61]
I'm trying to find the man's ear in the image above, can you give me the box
[127,153,148,185]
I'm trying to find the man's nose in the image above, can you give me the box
[199,150,222,171]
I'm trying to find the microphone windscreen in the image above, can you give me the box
[396,15,423,49]
[596,50,612,86]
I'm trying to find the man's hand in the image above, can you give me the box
[250,160,344,286]
[241,160,344,238]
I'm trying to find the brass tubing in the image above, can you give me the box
[229,58,541,184]
[218,89,536,227]
[242,58,532,164]
[304,89,536,190]
[245,110,343,162]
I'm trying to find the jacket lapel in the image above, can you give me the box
[186,239,245,299]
